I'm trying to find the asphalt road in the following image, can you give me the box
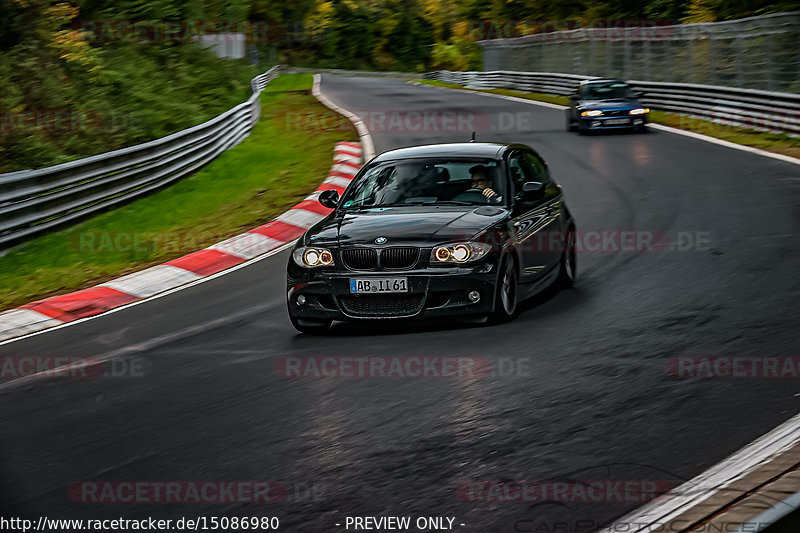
[1,75,800,532]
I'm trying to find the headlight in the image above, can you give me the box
[581,110,603,117]
[293,247,334,268]
[431,242,492,264]
[629,108,649,115]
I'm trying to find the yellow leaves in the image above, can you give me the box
[307,0,335,35]
[51,30,96,68]
[683,0,717,23]
[343,0,361,11]
[42,2,80,25]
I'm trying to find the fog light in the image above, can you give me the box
[633,118,643,125]
[296,295,306,306]
[468,290,480,303]
[592,121,601,127]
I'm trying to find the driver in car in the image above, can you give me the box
[468,164,497,199]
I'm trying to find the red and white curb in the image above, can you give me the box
[0,142,362,342]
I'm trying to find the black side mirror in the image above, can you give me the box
[518,181,545,201]
[319,189,340,209]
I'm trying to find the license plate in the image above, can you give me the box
[350,278,408,294]
[605,118,630,125]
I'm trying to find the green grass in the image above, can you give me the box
[412,79,800,158]
[0,73,357,310]
[412,79,569,106]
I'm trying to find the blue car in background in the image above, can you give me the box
[566,79,650,134]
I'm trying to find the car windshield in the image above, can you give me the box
[582,82,636,100]
[340,158,506,209]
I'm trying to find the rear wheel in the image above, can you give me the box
[289,314,332,334]
[489,255,518,324]
[558,227,577,288]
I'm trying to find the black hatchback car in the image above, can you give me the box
[286,143,576,333]
[566,79,649,134]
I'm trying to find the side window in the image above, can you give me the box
[508,152,530,190]
[511,151,560,204]
[518,152,548,184]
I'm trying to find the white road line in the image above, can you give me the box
[599,409,800,532]
[100,265,202,299]
[648,124,800,166]
[0,300,278,390]
[313,74,376,160]
[411,77,800,531]
[0,81,365,346]
[409,80,800,167]
[0,241,295,347]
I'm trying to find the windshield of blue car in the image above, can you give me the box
[581,82,637,100]
[339,159,506,209]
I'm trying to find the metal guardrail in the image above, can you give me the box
[286,67,418,80]
[0,65,282,249]
[423,70,800,134]
[478,12,800,93]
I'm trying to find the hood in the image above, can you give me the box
[579,97,642,111]
[306,206,507,247]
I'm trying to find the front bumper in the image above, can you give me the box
[287,263,498,322]
[580,114,648,130]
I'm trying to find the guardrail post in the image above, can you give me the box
[767,32,775,91]
[709,35,716,86]
[623,37,631,79]
[736,35,744,88]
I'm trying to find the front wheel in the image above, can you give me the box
[557,227,577,288]
[489,255,518,324]
[565,111,576,132]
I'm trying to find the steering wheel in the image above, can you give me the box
[464,188,501,204]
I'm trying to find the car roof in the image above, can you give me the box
[372,142,507,162]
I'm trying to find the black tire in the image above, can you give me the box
[489,254,518,324]
[289,314,332,334]
[578,123,588,135]
[558,227,577,289]
[565,111,576,132]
